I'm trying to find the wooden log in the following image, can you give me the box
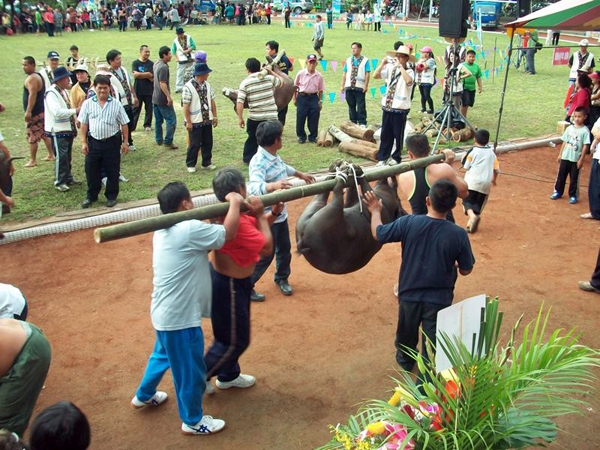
[323,131,334,148]
[317,129,328,146]
[452,128,473,142]
[425,129,438,138]
[340,120,375,142]
[94,154,446,243]
[329,126,378,149]
[338,141,378,161]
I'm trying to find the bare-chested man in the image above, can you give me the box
[22,56,54,168]
[397,133,468,222]
[0,318,51,436]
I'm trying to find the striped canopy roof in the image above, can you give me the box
[506,0,600,31]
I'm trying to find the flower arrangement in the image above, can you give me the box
[320,298,600,450]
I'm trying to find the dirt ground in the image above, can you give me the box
[3,147,600,450]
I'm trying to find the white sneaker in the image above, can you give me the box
[376,160,387,167]
[181,415,225,435]
[200,164,217,171]
[144,127,152,132]
[387,158,399,166]
[393,283,398,298]
[119,174,129,182]
[187,167,197,173]
[55,184,69,192]
[359,124,367,129]
[131,391,168,409]
[205,381,215,395]
[215,374,256,390]
[129,145,137,151]
[101,177,107,187]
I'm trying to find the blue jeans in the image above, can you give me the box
[157,17,163,29]
[136,327,206,426]
[251,219,291,286]
[153,104,177,145]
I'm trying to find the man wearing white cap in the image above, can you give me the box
[569,39,595,85]
[40,51,61,91]
[373,45,415,166]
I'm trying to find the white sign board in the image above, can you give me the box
[435,294,487,373]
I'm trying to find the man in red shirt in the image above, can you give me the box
[204,168,278,391]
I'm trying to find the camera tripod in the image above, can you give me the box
[421,43,475,154]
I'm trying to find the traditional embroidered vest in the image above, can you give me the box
[381,66,413,111]
[569,51,595,80]
[344,56,369,90]
[184,79,214,124]
[110,67,133,107]
[174,35,193,62]
[416,58,436,85]
[44,85,76,135]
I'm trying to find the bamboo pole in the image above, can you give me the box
[94,153,445,243]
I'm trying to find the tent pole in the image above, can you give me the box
[493,26,516,152]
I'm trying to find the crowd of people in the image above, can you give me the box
[2,0,281,36]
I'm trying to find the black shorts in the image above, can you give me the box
[463,189,488,215]
[462,89,476,107]
[314,39,324,50]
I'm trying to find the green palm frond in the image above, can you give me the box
[319,298,600,450]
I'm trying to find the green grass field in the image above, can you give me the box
[0,20,568,222]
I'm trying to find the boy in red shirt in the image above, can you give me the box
[205,168,277,391]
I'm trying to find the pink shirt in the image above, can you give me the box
[294,69,325,94]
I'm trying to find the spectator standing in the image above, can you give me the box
[524,30,539,75]
[153,46,178,149]
[589,72,600,127]
[22,56,54,168]
[65,45,80,86]
[373,4,381,32]
[551,107,590,204]
[236,58,284,163]
[416,46,436,114]
[341,42,370,127]
[225,3,234,23]
[53,8,63,36]
[284,4,291,28]
[552,30,560,46]
[44,67,79,192]
[44,7,54,36]
[326,4,333,29]
[172,27,196,93]
[568,39,595,86]
[265,3,271,24]
[373,46,415,166]
[312,15,325,60]
[582,120,600,220]
[182,63,218,172]
[132,45,155,133]
[35,8,42,35]
[118,6,127,31]
[132,181,241,436]
[132,4,143,30]
[78,75,130,208]
[107,49,138,149]
[365,180,474,378]
[294,54,325,144]
[248,120,315,301]
[71,62,91,110]
[155,5,164,30]
[40,51,61,88]
[459,49,482,119]
[68,7,77,32]
[566,74,592,122]
[265,40,293,125]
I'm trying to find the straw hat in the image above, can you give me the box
[386,45,416,63]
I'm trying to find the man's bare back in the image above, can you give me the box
[0,318,27,377]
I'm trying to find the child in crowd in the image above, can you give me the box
[416,46,437,114]
[551,107,590,204]
[346,11,352,30]
[461,129,499,233]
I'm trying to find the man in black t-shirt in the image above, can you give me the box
[366,180,475,375]
[132,45,155,132]
[265,40,293,126]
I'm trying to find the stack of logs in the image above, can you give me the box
[412,115,475,143]
[317,121,380,162]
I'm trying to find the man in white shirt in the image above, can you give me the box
[171,27,197,93]
[373,45,415,166]
[131,181,243,436]
[341,42,370,127]
[44,67,80,192]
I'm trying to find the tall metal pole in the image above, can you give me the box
[493,26,516,152]
[94,154,446,243]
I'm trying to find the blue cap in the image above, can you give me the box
[52,67,71,83]
[47,51,60,59]
[193,63,212,76]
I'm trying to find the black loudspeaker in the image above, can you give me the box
[439,0,470,39]
[518,0,531,17]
